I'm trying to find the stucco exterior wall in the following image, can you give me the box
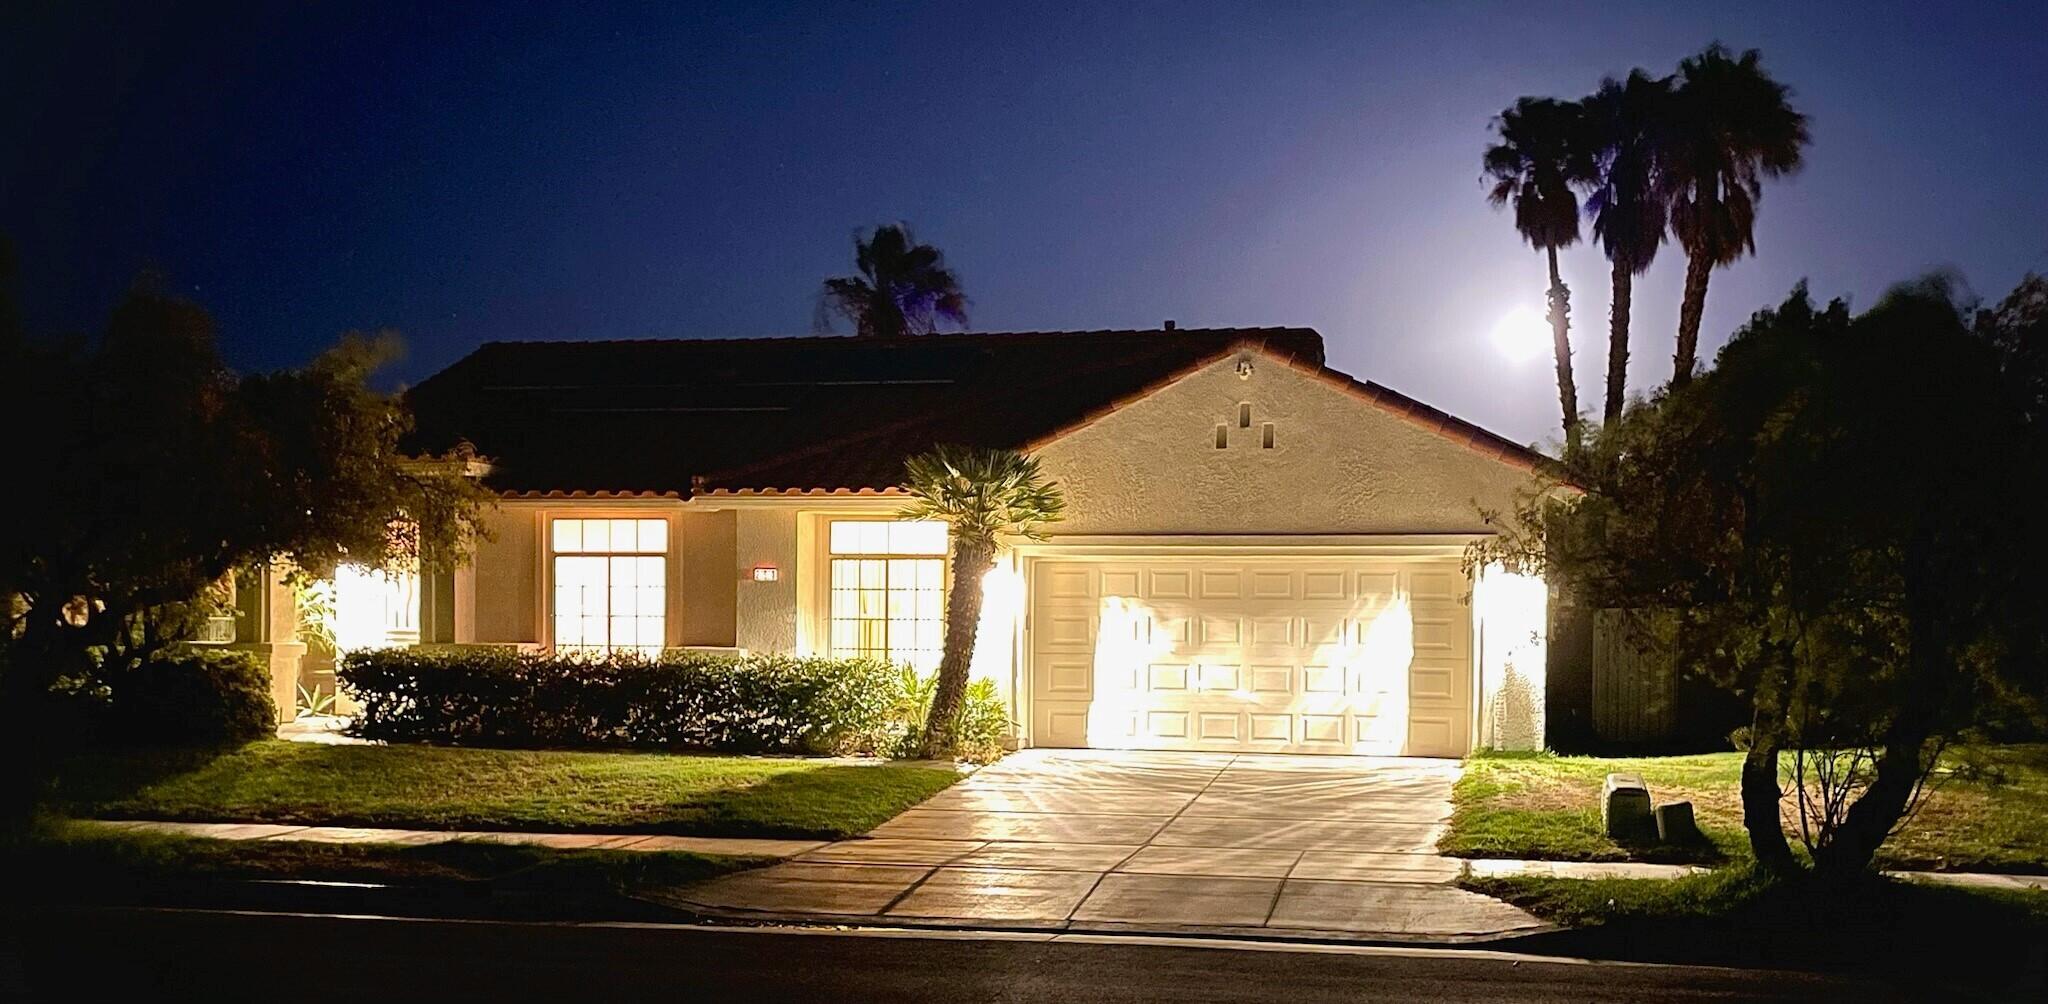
[461,504,539,644]
[677,509,737,647]
[734,507,799,653]
[1033,354,1537,537]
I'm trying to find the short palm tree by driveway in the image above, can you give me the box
[898,446,1064,759]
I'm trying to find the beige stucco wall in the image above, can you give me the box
[734,508,799,653]
[458,504,540,644]
[1033,353,1536,537]
[678,509,738,647]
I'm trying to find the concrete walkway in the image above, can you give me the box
[670,748,1546,942]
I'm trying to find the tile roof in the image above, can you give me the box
[405,327,1330,496]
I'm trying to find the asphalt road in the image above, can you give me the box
[3,907,1938,1003]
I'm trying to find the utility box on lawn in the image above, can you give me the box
[1656,801,1702,845]
[1603,772,1656,841]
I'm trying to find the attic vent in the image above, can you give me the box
[1262,423,1276,449]
[1238,403,1252,428]
[1213,424,1228,449]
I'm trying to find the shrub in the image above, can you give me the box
[340,648,910,755]
[891,671,1011,764]
[109,648,276,745]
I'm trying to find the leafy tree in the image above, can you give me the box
[898,446,1064,759]
[0,279,494,730]
[1662,44,1809,385]
[1485,97,1592,454]
[819,224,969,338]
[1473,277,2048,880]
[1579,70,1673,421]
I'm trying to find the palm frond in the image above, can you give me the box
[899,445,1066,543]
[821,224,971,337]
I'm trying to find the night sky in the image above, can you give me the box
[6,1,2044,449]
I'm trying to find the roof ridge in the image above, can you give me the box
[476,326,1315,349]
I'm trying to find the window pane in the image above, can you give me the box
[637,519,668,553]
[889,521,948,555]
[828,521,861,554]
[552,519,582,553]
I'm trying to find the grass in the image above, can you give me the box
[1465,869,2048,990]
[1439,744,2048,872]
[23,819,753,890]
[54,740,964,840]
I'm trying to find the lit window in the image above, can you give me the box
[551,518,667,659]
[827,520,947,670]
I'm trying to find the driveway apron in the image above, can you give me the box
[671,749,1543,941]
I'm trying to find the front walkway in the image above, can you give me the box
[669,748,1546,942]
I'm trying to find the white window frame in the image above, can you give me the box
[824,518,949,671]
[547,516,671,659]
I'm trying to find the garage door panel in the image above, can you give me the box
[1148,569,1192,598]
[1410,659,1458,701]
[1042,611,1096,647]
[1248,665,1294,695]
[1042,659,1093,695]
[1030,558,1470,755]
[1197,663,1241,692]
[1249,713,1293,742]
[1046,567,1097,599]
[1197,712,1243,741]
[1302,571,1347,600]
[1146,710,1191,739]
[1146,663,1191,691]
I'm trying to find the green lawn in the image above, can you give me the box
[1465,869,2048,988]
[56,740,964,840]
[1440,745,2048,872]
[9,820,761,922]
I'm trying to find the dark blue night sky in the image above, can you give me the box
[5,1,2044,447]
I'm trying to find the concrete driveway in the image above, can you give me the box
[674,749,1543,941]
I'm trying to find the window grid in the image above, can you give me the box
[551,518,667,659]
[827,520,947,672]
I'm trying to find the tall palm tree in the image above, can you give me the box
[1663,44,1809,385]
[819,224,969,337]
[1485,97,1591,453]
[1581,70,1674,421]
[899,446,1064,759]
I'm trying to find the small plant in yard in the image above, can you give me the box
[890,666,1010,763]
[295,682,337,719]
[898,445,1064,759]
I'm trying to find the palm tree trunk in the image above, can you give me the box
[917,535,998,759]
[1673,253,1712,385]
[1604,260,1631,422]
[1545,247,1581,455]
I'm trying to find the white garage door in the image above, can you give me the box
[1029,557,1472,757]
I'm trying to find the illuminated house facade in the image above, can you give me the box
[390,327,1551,757]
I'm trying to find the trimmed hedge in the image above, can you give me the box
[111,648,277,745]
[341,648,931,756]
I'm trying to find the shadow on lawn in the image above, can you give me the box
[1482,869,2048,994]
[685,763,958,839]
